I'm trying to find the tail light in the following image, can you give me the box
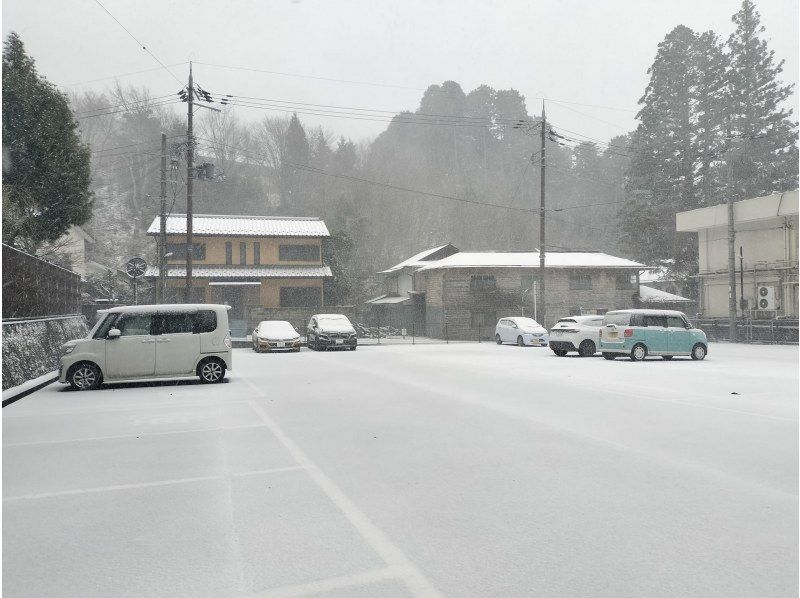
[624,328,633,338]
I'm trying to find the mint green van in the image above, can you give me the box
[598,309,708,361]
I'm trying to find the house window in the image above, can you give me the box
[616,273,635,290]
[239,242,247,265]
[470,275,496,291]
[569,272,592,290]
[166,243,205,260]
[225,242,233,265]
[471,311,496,327]
[280,286,322,307]
[279,244,320,261]
[253,242,261,266]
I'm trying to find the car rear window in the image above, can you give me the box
[195,310,217,333]
[557,318,577,324]
[603,313,631,326]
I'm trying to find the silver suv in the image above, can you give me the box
[307,314,357,351]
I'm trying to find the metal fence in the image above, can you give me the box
[691,317,799,344]
[2,244,81,319]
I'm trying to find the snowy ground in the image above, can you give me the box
[3,343,798,597]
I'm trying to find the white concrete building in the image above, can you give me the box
[676,190,799,318]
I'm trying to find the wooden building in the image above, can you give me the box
[145,214,332,336]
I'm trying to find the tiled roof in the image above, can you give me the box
[146,214,330,237]
[417,251,648,270]
[143,265,332,279]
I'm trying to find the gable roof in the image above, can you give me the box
[417,251,647,271]
[147,214,330,237]
[378,243,458,273]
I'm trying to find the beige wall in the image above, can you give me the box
[699,217,798,273]
[165,235,322,266]
[260,278,323,308]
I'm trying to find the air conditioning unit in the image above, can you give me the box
[757,285,776,310]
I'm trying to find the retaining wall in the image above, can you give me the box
[2,315,89,390]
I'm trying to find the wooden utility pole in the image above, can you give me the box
[185,61,194,301]
[158,132,167,303]
[538,102,547,327]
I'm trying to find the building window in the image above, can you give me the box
[470,311,496,327]
[470,275,496,291]
[279,244,320,261]
[225,242,233,265]
[166,243,205,260]
[253,242,261,266]
[239,242,247,265]
[616,273,635,290]
[569,272,592,290]
[280,286,322,307]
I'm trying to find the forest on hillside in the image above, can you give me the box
[4,0,796,305]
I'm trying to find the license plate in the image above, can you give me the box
[277,342,285,348]
[335,339,343,345]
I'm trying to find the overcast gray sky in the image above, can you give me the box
[3,0,798,144]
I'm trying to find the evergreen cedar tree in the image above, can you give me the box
[621,0,798,289]
[2,32,93,252]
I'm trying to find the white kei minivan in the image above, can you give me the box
[59,304,233,390]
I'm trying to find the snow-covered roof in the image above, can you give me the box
[379,244,456,274]
[146,214,330,237]
[143,265,332,278]
[98,304,230,314]
[639,285,692,303]
[417,251,647,271]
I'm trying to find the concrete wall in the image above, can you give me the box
[2,315,89,390]
[165,235,322,266]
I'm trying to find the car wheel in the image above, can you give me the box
[517,335,525,347]
[602,352,616,360]
[68,362,102,390]
[198,358,226,383]
[553,349,568,357]
[630,343,647,362]
[662,355,674,361]
[495,334,502,345]
[579,340,596,357]
[691,343,707,361]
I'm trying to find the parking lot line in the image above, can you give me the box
[255,565,411,597]
[2,422,271,448]
[3,465,306,502]
[245,388,443,598]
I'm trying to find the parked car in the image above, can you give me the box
[598,309,708,361]
[307,314,358,351]
[252,320,301,352]
[549,315,605,356]
[59,304,233,390]
[495,317,549,346]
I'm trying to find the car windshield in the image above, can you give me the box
[258,321,297,336]
[318,315,350,325]
[515,318,541,328]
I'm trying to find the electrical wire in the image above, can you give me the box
[61,64,188,87]
[74,94,176,116]
[76,99,183,119]
[91,0,182,85]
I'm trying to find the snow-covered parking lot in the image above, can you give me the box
[3,342,798,597]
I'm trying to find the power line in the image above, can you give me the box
[76,99,183,119]
[74,94,176,115]
[61,63,188,87]
[91,0,182,85]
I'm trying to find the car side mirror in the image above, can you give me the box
[107,328,121,339]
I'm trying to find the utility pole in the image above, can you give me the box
[158,132,167,303]
[185,61,194,302]
[538,102,547,327]
[727,187,737,341]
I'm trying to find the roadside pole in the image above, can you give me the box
[185,62,194,302]
[727,168,737,342]
[538,102,547,329]
[158,132,167,304]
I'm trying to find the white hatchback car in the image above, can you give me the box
[252,320,301,352]
[548,315,605,357]
[59,304,233,390]
[495,317,549,346]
